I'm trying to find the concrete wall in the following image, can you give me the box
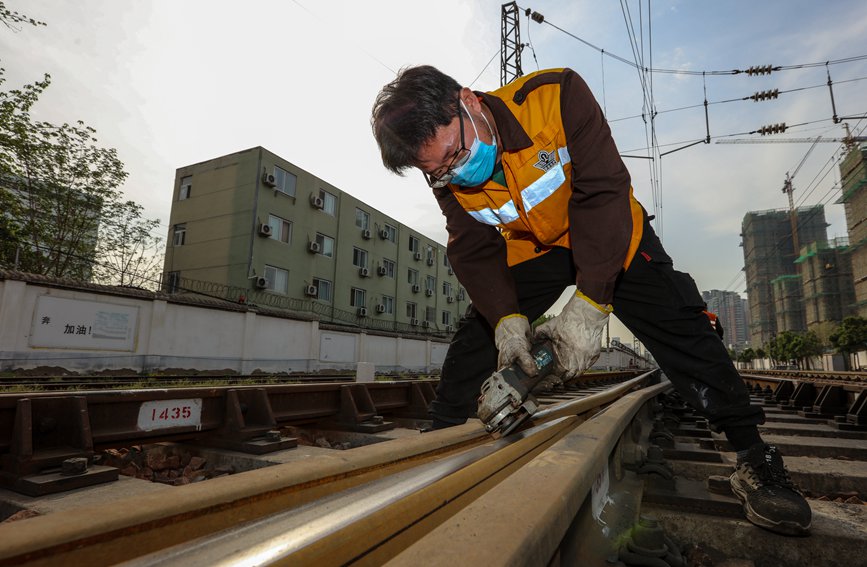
[0,277,447,375]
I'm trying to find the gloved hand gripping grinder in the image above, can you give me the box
[477,341,557,437]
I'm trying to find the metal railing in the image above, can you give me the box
[166,274,453,337]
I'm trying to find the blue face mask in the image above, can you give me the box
[450,101,497,187]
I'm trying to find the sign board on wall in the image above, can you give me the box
[320,332,356,362]
[30,295,139,351]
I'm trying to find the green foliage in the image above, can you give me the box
[0,1,46,31]
[737,347,756,364]
[829,316,867,354]
[0,67,161,285]
[766,330,824,369]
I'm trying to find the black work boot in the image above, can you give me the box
[730,443,811,536]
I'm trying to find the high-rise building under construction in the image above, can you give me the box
[837,143,867,318]
[741,206,829,347]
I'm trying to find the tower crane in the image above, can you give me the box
[717,125,866,255]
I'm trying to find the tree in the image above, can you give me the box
[829,316,867,370]
[92,200,164,289]
[1,66,160,284]
[0,1,46,31]
[1,97,128,278]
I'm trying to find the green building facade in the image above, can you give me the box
[163,147,465,335]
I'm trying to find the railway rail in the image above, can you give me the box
[0,370,865,566]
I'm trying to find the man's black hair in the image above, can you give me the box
[371,65,462,175]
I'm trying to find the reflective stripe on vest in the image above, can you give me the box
[465,146,572,227]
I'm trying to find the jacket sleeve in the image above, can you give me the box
[432,186,519,328]
[560,68,633,305]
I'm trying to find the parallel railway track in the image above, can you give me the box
[0,369,865,566]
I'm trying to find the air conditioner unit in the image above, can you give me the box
[447,296,454,303]
[361,229,372,240]
[421,320,430,328]
[457,291,465,300]
[359,267,370,277]
[304,285,318,296]
[425,289,433,297]
[376,304,386,313]
[262,172,277,187]
[379,229,389,239]
[426,257,434,266]
[411,284,420,293]
[413,252,422,261]
[258,223,273,237]
[446,325,455,332]
[254,276,268,289]
[308,241,321,253]
[410,318,419,326]
[448,267,454,275]
[310,195,325,209]
[357,307,368,317]
[377,265,387,276]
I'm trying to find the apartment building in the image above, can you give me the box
[162,147,465,334]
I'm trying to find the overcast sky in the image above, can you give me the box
[3,0,866,345]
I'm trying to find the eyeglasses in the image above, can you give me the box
[423,103,470,189]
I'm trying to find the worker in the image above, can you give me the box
[371,66,811,536]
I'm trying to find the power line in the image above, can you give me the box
[469,48,501,89]
[519,8,867,76]
[608,74,867,124]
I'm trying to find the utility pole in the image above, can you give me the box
[500,2,522,86]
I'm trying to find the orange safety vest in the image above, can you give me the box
[449,70,643,269]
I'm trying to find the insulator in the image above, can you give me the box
[530,11,545,23]
[758,122,787,135]
[746,65,774,76]
[750,88,780,102]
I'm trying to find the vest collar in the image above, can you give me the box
[474,90,533,153]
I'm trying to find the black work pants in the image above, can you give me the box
[432,215,765,433]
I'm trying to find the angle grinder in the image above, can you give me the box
[477,341,557,437]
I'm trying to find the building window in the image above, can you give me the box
[179,176,191,200]
[443,281,452,296]
[426,275,436,293]
[267,214,292,244]
[409,235,419,253]
[264,265,289,294]
[426,246,435,264]
[355,208,370,230]
[173,223,186,246]
[353,247,368,269]
[319,189,337,215]
[274,166,297,197]
[382,223,397,243]
[381,295,394,314]
[313,278,332,301]
[443,254,450,268]
[407,268,419,285]
[442,311,452,326]
[350,287,366,308]
[425,306,436,323]
[315,233,335,257]
[406,302,417,319]
[382,258,395,278]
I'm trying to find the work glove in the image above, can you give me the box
[494,314,538,377]
[535,291,611,381]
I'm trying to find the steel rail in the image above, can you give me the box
[0,372,654,566]
[740,372,866,392]
[389,378,670,566]
[117,372,657,566]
